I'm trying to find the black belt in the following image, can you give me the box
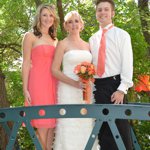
[95,74,120,83]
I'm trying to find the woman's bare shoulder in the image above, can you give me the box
[23,32,35,41]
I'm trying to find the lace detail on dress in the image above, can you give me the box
[91,82,96,103]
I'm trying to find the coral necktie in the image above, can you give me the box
[97,25,113,77]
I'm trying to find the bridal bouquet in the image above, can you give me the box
[74,62,96,103]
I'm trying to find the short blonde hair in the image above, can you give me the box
[63,11,84,31]
[33,4,58,40]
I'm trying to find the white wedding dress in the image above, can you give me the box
[54,50,99,150]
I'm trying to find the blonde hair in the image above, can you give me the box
[63,11,84,31]
[33,4,58,40]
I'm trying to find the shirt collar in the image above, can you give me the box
[99,23,113,30]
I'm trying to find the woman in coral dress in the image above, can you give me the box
[22,4,58,150]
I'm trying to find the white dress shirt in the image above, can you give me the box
[89,23,133,94]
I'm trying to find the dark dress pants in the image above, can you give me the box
[94,75,133,150]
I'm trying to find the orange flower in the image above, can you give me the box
[134,75,150,92]
[88,71,92,75]
[82,61,89,66]
[74,61,96,82]
[74,62,96,103]
[74,65,80,74]
[81,66,86,74]
[90,78,95,83]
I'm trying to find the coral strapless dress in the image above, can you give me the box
[25,45,57,128]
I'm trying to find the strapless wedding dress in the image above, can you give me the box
[53,50,99,150]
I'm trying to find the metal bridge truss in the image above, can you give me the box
[0,103,149,150]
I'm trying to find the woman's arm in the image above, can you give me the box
[22,32,33,104]
[52,41,81,89]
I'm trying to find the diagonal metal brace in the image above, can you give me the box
[85,119,103,150]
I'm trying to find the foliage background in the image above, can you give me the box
[0,0,149,149]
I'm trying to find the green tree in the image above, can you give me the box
[0,0,149,149]
[138,0,150,56]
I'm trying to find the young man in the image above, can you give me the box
[89,0,133,149]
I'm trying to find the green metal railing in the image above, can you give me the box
[0,103,150,150]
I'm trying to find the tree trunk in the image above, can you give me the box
[138,0,150,56]
[34,0,42,8]
[57,0,66,37]
[0,69,10,107]
[0,68,10,150]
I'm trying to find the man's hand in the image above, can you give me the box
[111,90,124,104]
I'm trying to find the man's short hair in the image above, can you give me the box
[95,0,115,10]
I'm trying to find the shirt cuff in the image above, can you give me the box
[117,83,128,94]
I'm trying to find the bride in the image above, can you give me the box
[52,11,99,150]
